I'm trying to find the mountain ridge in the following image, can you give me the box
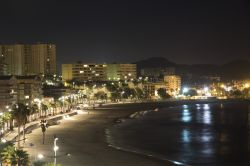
[134,57,250,80]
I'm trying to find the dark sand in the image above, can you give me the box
[24,102,179,166]
[25,100,245,166]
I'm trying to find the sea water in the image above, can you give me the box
[108,102,250,166]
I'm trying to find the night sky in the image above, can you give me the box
[0,0,249,65]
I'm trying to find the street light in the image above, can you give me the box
[37,153,44,159]
[1,138,7,143]
[182,87,189,94]
[54,137,59,166]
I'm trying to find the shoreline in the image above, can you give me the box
[23,99,249,166]
[106,100,250,166]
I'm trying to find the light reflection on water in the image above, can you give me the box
[203,110,211,124]
[182,104,188,109]
[112,103,250,166]
[181,104,212,124]
[182,109,191,122]
[203,104,210,110]
[182,129,191,143]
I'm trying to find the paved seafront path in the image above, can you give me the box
[24,103,175,166]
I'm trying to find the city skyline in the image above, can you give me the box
[0,1,250,166]
[0,0,249,65]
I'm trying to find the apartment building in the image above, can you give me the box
[0,43,56,75]
[107,64,137,81]
[164,75,181,94]
[0,75,42,112]
[62,63,107,82]
[62,63,137,82]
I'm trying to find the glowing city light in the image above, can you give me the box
[38,154,44,159]
[183,87,189,93]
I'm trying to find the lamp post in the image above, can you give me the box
[53,137,59,166]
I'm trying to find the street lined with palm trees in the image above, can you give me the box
[0,99,77,166]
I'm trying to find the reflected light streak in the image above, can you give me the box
[183,105,188,109]
[182,109,191,122]
[203,110,211,124]
[182,129,191,143]
[203,104,210,110]
[201,134,212,142]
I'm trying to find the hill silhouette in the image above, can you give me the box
[134,57,250,80]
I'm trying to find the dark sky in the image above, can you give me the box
[0,0,250,65]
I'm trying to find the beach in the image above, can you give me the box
[23,100,250,166]
[24,102,177,166]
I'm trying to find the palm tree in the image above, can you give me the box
[11,103,29,148]
[50,102,56,116]
[41,103,48,117]
[0,143,29,166]
[0,116,3,135]
[30,104,39,121]
[66,98,72,111]
[11,149,29,166]
[22,106,31,144]
[3,112,12,131]
[55,101,61,114]
[56,100,63,113]
[0,144,15,166]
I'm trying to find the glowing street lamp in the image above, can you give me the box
[203,87,209,92]
[37,153,44,160]
[1,138,7,143]
[54,137,59,166]
[182,87,189,94]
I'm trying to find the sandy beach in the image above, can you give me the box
[24,102,178,166]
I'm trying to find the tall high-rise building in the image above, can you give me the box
[0,44,25,75]
[30,44,56,75]
[0,43,56,75]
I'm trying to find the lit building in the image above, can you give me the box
[62,63,137,82]
[62,63,107,82]
[16,75,43,105]
[0,54,7,75]
[143,82,167,99]
[107,64,137,81]
[0,76,17,112]
[0,75,42,112]
[164,75,181,94]
[0,43,56,75]
[29,43,56,75]
[43,84,71,100]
